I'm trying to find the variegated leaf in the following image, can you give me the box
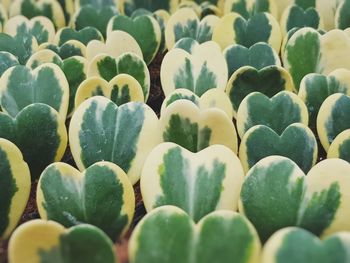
[0,103,67,180]
[75,0,118,9]
[8,220,116,263]
[75,75,144,108]
[107,14,161,64]
[226,65,295,117]
[335,0,350,29]
[298,69,350,128]
[54,26,103,46]
[237,91,308,138]
[160,100,237,153]
[328,129,350,162]
[4,15,55,45]
[39,40,86,59]
[239,123,317,173]
[0,63,69,119]
[223,0,278,18]
[0,52,19,77]
[262,228,350,263]
[121,0,179,15]
[0,139,30,239]
[161,41,228,97]
[87,53,150,100]
[129,206,261,263]
[37,161,135,239]
[69,96,160,185]
[212,12,282,52]
[141,143,244,222]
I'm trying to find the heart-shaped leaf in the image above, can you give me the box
[224,42,281,78]
[161,41,228,97]
[54,26,103,46]
[40,40,86,59]
[8,220,116,263]
[3,15,55,45]
[161,88,234,119]
[283,28,350,88]
[75,0,118,9]
[0,139,30,239]
[298,69,350,128]
[280,5,321,36]
[0,63,69,119]
[294,0,316,9]
[0,103,67,180]
[237,91,308,138]
[240,123,317,173]
[212,12,282,52]
[122,0,178,15]
[226,65,295,117]
[72,5,118,38]
[153,9,170,53]
[69,96,160,185]
[0,52,19,77]
[107,14,161,65]
[262,227,350,263]
[160,100,238,153]
[129,206,261,263]
[87,53,150,100]
[317,93,350,151]
[86,30,143,61]
[9,0,66,28]
[336,0,350,29]
[37,161,135,239]
[240,156,347,242]
[328,129,350,162]
[223,0,278,19]
[75,75,144,108]
[165,8,219,50]
[26,49,63,69]
[141,143,244,222]
[0,32,38,64]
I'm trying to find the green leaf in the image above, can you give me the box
[40,40,87,60]
[122,0,176,14]
[0,51,19,77]
[129,206,261,263]
[336,0,350,30]
[69,96,160,185]
[37,161,135,240]
[328,130,350,162]
[55,27,103,46]
[223,0,277,19]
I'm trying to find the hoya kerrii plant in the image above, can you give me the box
[223,0,278,18]
[74,0,118,10]
[141,142,244,222]
[8,220,117,263]
[54,26,104,46]
[0,52,19,77]
[335,0,350,30]
[39,40,87,59]
[129,206,261,263]
[69,96,161,185]
[121,0,179,15]
[0,139,30,240]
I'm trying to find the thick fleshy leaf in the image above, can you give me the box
[262,228,350,263]
[86,30,143,61]
[316,0,339,31]
[39,40,86,59]
[26,49,63,69]
[122,0,179,15]
[8,220,116,263]
[0,52,19,77]
[0,103,67,180]
[239,124,317,173]
[0,139,30,239]
[69,96,160,185]
[212,12,282,52]
[75,75,144,108]
[280,5,321,36]
[54,26,103,46]
[161,41,228,97]
[72,5,118,38]
[224,42,281,78]
[223,0,278,18]
[9,0,66,29]
[161,88,233,118]
[129,206,261,263]
[160,100,238,153]
[75,0,118,9]
[3,15,55,45]
[37,161,135,239]
[165,8,219,50]
[141,143,244,222]
[226,65,295,117]
[335,0,350,29]
[107,14,161,64]
[57,0,74,23]
[317,93,350,151]
[87,53,150,100]
[0,63,69,119]
[0,32,38,64]
[298,69,350,128]
[283,28,350,88]
[153,9,170,53]
[328,130,350,162]
[237,91,308,138]
[0,4,8,28]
